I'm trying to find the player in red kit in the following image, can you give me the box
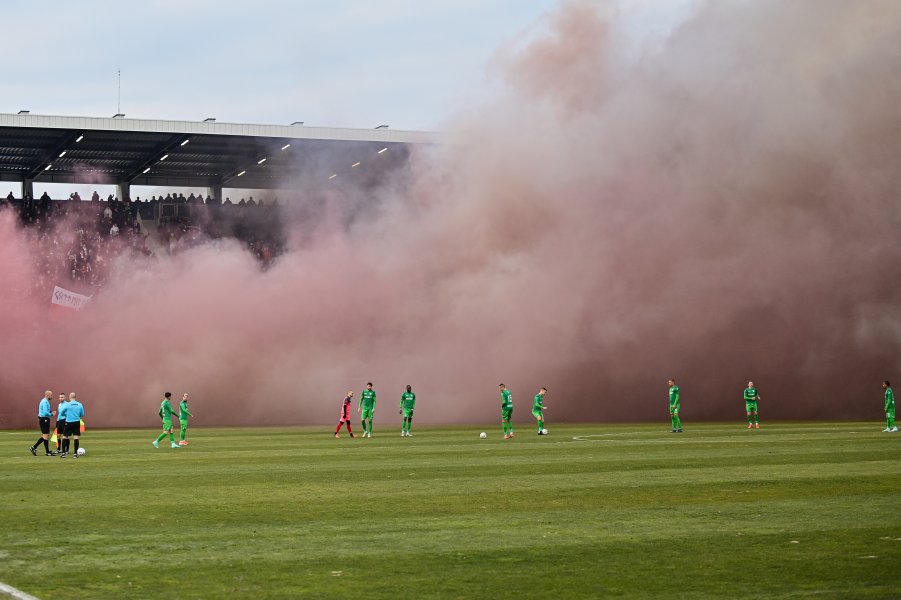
[335,391,356,438]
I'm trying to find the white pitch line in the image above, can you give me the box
[0,582,42,600]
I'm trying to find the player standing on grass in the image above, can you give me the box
[500,384,514,439]
[883,381,897,432]
[53,393,68,453]
[744,381,761,429]
[177,393,194,445]
[29,390,55,456]
[335,391,355,438]
[61,393,84,458]
[399,385,416,437]
[153,392,181,449]
[359,382,376,438]
[668,379,683,433]
[533,387,548,435]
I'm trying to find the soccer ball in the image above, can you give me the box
[479,432,487,439]
[76,447,85,456]
[541,429,548,435]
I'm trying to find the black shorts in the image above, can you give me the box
[65,421,81,436]
[38,417,51,434]
[56,420,67,434]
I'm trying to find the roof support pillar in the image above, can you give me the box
[206,184,222,204]
[116,181,131,201]
[21,179,33,199]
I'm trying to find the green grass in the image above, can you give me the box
[1,422,899,599]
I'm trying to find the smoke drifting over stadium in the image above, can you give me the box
[3,0,901,427]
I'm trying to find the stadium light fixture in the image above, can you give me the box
[328,174,337,180]
[142,167,151,174]
[75,135,84,143]
[44,164,52,171]
[18,110,30,115]
[378,147,388,154]
[352,162,361,168]
[257,158,267,165]
[237,170,246,177]
[58,151,67,158]
[112,113,125,119]
[160,154,169,161]
[204,118,216,122]
[375,125,388,129]
[180,139,190,146]
[291,121,304,126]
[281,144,291,150]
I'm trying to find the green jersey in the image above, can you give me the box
[360,389,376,409]
[501,389,513,409]
[886,387,895,409]
[179,400,193,420]
[159,399,175,420]
[669,386,680,405]
[743,388,759,402]
[400,392,416,410]
[533,394,545,411]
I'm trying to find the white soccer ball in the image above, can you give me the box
[541,429,548,435]
[76,447,85,456]
[479,432,487,439]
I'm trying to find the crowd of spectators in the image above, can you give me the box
[1,190,286,297]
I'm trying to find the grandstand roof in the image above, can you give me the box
[0,113,437,190]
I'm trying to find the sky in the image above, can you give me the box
[0,1,689,130]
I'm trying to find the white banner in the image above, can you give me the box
[51,286,92,311]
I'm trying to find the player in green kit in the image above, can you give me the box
[499,384,514,439]
[153,392,181,449]
[533,387,548,435]
[177,392,194,445]
[399,385,416,436]
[668,379,682,433]
[883,380,897,432]
[744,381,761,429]
[359,382,376,438]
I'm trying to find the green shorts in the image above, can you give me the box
[745,401,758,413]
[402,408,414,419]
[502,407,513,421]
[532,409,543,420]
[669,402,680,415]
[361,407,374,420]
[162,419,173,430]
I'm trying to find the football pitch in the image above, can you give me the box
[1,423,899,599]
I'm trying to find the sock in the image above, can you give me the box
[747,414,753,424]
[675,415,682,429]
[62,439,69,453]
[346,423,353,435]
[335,423,342,434]
[407,418,412,432]
[502,422,508,435]
[155,432,167,443]
[56,438,61,451]
[169,433,175,443]
[538,420,544,431]
[74,439,79,453]
[43,438,50,452]
[368,420,373,435]
[754,413,759,424]
[34,437,43,449]
[180,426,187,441]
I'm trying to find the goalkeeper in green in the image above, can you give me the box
[744,381,761,429]
[883,381,897,432]
[153,392,181,449]
[177,392,194,445]
[358,382,376,438]
[500,383,514,439]
[668,379,682,433]
[532,387,548,435]
[399,385,416,436]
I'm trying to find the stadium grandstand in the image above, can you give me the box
[0,112,437,293]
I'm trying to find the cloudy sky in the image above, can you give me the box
[1,1,690,131]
